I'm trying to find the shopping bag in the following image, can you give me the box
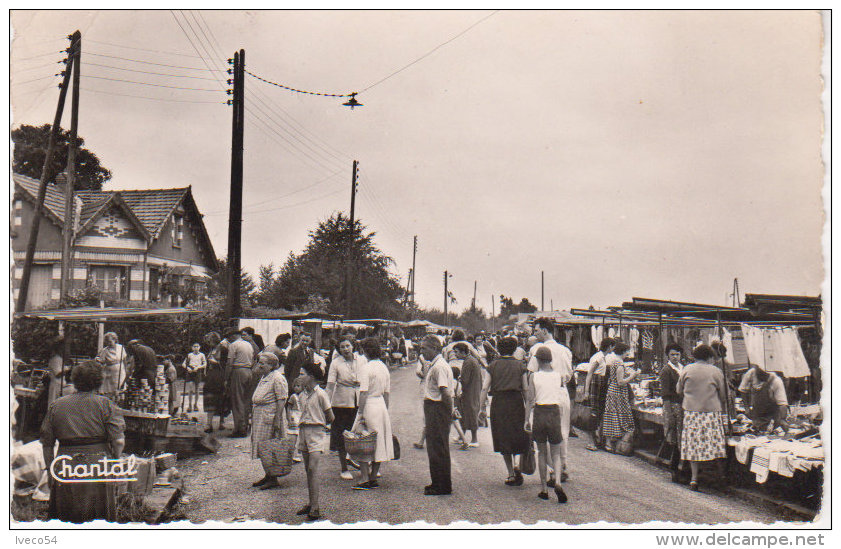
[257,437,296,477]
[392,435,401,460]
[520,438,537,475]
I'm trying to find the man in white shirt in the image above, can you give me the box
[527,318,573,482]
[420,335,454,495]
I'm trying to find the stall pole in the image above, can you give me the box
[716,312,733,425]
[658,312,665,369]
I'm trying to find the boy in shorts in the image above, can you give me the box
[182,343,207,412]
[295,362,334,522]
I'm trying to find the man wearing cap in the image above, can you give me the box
[527,317,573,482]
[226,329,255,437]
[738,365,790,433]
[419,334,455,495]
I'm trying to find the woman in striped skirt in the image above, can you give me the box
[600,342,639,452]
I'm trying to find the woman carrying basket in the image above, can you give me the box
[351,337,394,490]
[250,352,288,490]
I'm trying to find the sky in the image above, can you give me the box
[9,10,827,314]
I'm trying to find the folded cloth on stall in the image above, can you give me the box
[751,448,771,483]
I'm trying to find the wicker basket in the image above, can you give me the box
[343,430,377,462]
[257,437,297,477]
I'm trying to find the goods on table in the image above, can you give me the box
[728,433,823,483]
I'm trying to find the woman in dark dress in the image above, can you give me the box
[453,343,482,447]
[488,336,531,486]
[203,331,230,432]
[40,360,125,523]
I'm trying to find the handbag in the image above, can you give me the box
[392,435,400,460]
[520,437,537,475]
[256,437,296,477]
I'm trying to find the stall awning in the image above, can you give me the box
[15,307,202,321]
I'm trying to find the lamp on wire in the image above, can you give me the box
[342,93,363,109]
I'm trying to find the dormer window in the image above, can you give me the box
[172,214,183,248]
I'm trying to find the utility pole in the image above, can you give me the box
[411,235,417,309]
[443,270,449,327]
[225,49,245,320]
[472,280,477,310]
[344,160,359,317]
[541,270,545,311]
[551,299,554,312]
[491,294,495,333]
[60,31,81,300]
[17,36,76,312]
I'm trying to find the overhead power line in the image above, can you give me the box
[84,61,219,80]
[359,10,499,93]
[81,87,227,104]
[86,51,222,72]
[244,69,355,98]
[82,74,224,92]
[86,38,208,59]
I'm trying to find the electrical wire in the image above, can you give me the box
[192,9,355,164]
[358,10,499,93]
[204,169,344,214]
[244,69,354,98]
[12,60,64,73]
[82,74,224,92]
[243,187,346,216]
[81,87,227,104]
[86,51,222,72]
[12,50,64,62]
[84,61,220,80]
[12,74,59,86]
[85,38,209,59]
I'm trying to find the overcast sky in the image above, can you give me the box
[10,10,826,314]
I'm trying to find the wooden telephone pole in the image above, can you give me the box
[225,49,245,320]
[444,270,449,326]
[60,31,82,300]
[344,160,359,317]
[541,270,545,311]
[17,34,77,312]
[411,235,417,309]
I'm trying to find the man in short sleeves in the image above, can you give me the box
[420,336,454,495]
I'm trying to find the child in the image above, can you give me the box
[182,342,207,413]
[295,362,334,522]
[288,378,303,463]
[524,346,567,503]
[164,357,180,416]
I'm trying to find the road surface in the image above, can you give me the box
[178,363,784,525]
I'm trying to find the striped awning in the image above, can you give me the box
[15,307,201,321]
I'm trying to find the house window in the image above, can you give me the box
[89,265,128,299]
[149,269,160,301]
[172,214,183,248]
[14,199,23,227]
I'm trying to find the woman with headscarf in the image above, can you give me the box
[351,337,394,490]
[250,352,288,490]
[202,331,229,433]
[678,344,728,491]
[40,360,126,523]
[95,332,127,400]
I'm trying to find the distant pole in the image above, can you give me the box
[472,280,477,310]
[225,49,245,320]
[344,160,359,317]
[551,299,554,312]
[541,270,545,311]
[444,270,449,326]
[17,37,76,312]
[491,294,495,333]
[60,31,81,300]
[411,235,417,309]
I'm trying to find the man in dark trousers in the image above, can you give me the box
[125,339,158,389]
[225,329,254,437]
[419,334,455,495]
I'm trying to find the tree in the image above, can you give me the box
[260,213,405,318]
[11,123,112,190]
[207,258,256,305]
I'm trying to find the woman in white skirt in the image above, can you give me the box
[352,337,394,490]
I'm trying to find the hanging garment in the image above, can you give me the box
[641,330,654,350]
[740,324,810,377]
[750,447,771,483]
[591,326,604,347]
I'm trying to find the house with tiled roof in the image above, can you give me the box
[11,172,218,308]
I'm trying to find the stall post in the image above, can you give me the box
[658,312,665,370]
[716,312,733,426]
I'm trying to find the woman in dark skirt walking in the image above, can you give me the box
[488,336,531,485]
[203,331,230,432]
